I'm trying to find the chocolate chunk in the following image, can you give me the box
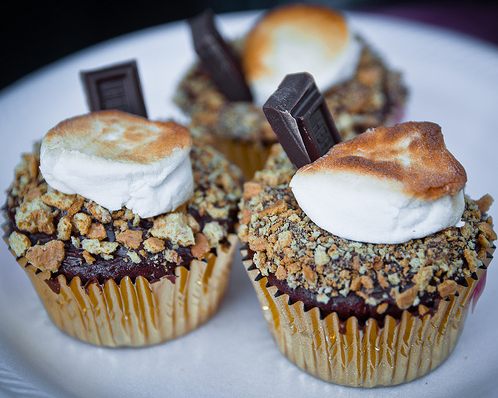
[263,72,341,169]
[189,9,252,102]
[81,60,148,117]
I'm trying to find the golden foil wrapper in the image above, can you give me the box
[242,245,494,387]
[11,234,238,347]
[209,137,272,180]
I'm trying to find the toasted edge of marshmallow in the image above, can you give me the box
[242,4,362,106]
[40,110,194,218]
[290,122,467,244]
[42,110,191,164]
[297,122,467,200]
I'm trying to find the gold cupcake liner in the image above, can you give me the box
[210,136,273,180]
[241,245,495,387]
[10,233,238,347]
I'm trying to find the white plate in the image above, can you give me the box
[1,10,497,398]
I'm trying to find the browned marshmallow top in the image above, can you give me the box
[298,122,467,201]
[242,4,350,81]
[43,110,191,164]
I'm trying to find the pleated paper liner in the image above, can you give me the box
[241,244,495,387]
[6,233,238,347]
[208,136,273,180]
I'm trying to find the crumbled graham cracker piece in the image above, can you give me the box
[395,286,418,310]
[475,194,493,214]
[72,212,92,235]
[437,280,457,297]
[116,229,143,249]
[25,240,65,272]
[82,250,96,264]
[57,216,72,241]
[143,237,165,254]
[8,231,32,257]
[87,222,107,240]
[85,201,112,224]
[191,233,210,260]
[203,221,225,247]
[151,213,195,246]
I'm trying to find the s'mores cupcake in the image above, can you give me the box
[238,122,496,386]
[3,110,243,347]
[175,4,407,178]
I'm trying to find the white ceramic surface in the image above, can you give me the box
[1,10,497,398]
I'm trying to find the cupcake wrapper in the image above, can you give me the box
[241,245,495,387]
[210,136,273,180]
[9,233,238,347]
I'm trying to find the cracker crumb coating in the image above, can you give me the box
[238,145,496,311]
[4,138,243,285]
[175,38,407,142]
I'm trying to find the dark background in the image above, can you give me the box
[1,0,497,91]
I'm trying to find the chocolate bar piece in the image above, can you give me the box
[263,73,341,169]
[189,9,252,102]
[81,60,148,117]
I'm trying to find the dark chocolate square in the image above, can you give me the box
[81,60,147,117]
[263,72,341,169]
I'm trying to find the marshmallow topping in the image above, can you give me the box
[290,122,467,244]
[40,110,194,218]
[242,4,362,106]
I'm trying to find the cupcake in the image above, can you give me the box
[175,4,407,178]
[238,122,496,386]
[3,110,243,347]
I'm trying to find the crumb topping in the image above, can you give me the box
[4,139,243,285]
[175,38,407,142]
[238,145,496,310]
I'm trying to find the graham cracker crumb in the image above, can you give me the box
[249,236,268,251]
[15,197,55,234]
[164,249,181,265]
[25,240,65,272]
[116,229,143,249]
[81,239,119,256]
[41,188,76,211]
[72,212,92,235]
[127,251,142,264]
[418,305,429,316]
[71,236,81,249]
[437,280,457,297]
[376,302,388,314]
[191,233,210,260]
[82,250,96,264]
[8,231,32,257]
[203,221,225,247]
[113,219,129,232]
[187,214,200,233]
[243,181,263,199]
[395,286,418,310]
[66,196,84,217]
[475,194,493,214]
[276,264,287,280]
[143,237,165,254]
[57,216,72,241]
[150,212,195,246]
[85,201,112,224]
[87,222,107,240]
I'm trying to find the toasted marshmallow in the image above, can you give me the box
[242,4,362,107]
[290,122,467,244]
[40,110,194,218]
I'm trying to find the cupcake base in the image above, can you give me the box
[10,233,238,347]
[241,245,495,387]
